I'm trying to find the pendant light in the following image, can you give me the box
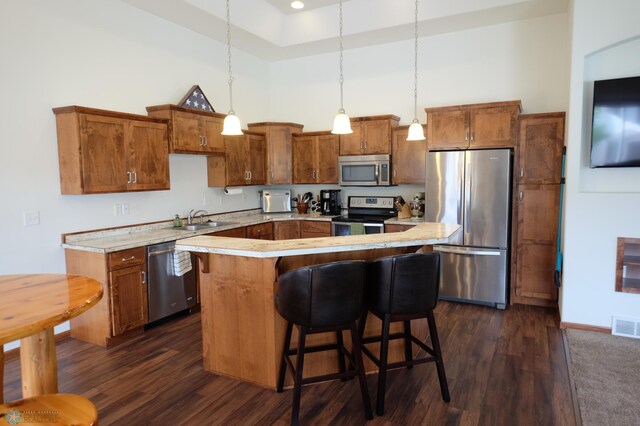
[221,0,243,136]
[406,0,425,141]
[331,0,353,135]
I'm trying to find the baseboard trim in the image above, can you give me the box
[559,321,611,334]
[2,331,71,360]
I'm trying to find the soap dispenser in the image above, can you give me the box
[173,214,183,227]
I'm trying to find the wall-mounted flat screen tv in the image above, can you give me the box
[590,76,640,168]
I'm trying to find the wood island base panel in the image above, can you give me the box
[177,222,460,389]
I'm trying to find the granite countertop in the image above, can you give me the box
[176,222,461,258]
[62,211,337,253]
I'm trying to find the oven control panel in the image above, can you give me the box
[348,196,396,209]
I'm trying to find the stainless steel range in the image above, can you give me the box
[331,196,396,236]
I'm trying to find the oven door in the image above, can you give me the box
[331,221,385,236]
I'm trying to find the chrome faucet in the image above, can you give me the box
[187,209,209,224]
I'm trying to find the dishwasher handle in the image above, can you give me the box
[148,248,178,257]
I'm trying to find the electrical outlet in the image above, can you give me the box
[23,211,40,226]
[114,204,122,216]
[121,203,130,215]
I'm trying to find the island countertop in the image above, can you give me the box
[175,221,460,258]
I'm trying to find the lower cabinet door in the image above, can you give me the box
[110,264,148,336]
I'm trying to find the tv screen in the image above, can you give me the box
[590,76,640,168]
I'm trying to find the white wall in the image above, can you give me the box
[560,0,640,327]
[268,13,570,130]
[0,0,269,278]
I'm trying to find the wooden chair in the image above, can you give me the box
[1,345,99,425]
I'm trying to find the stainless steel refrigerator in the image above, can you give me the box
[425,149,512,309]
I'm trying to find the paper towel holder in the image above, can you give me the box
[224,187,243,195]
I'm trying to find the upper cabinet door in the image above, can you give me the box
[201,116,225,153]
[427,110,469,150]
[79,114,128,194]
[470,105,519,149]
[172,110,203,152]
[518,113,565,185]
[127,120,170,191]
[224,136,248,186]
[266,126,293,185]
[362,120,391,154]
[292,135,316,184]
[339,122,363,155]
[316,134,339,184]
[391,126,427,184]
[247,133,266,185]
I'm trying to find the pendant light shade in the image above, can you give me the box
[333,111,352,135]
[331,0,352,135]
[407,0,425,141]
[222,113,242,135]
[221,0,243,136]
[407,120,426,141]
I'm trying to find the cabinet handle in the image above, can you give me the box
[132,172,137,184]
[519,191,523,201]
[316,170,319,181]
[203,136,208,146]
[141,271,146,284]
[470,131,474,141]
[127,171,132,184]
[465,130,469,141]
[520,167,524,178]
[199,135,203,146]
[248,171,252,180]
[122,255,136,262]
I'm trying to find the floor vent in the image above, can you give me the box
[612,316,640,339]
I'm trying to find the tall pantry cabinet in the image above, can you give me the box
[512,112,565,307]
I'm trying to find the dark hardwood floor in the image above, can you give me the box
[2,302,575,425]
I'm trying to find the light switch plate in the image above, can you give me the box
[23,210,40,226]
[121,203,130,215]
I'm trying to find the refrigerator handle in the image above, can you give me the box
[464,155,471,238]
[434,246,501,256]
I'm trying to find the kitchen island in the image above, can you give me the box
[176,222,460,389]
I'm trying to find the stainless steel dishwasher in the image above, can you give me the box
[147,241,197,323]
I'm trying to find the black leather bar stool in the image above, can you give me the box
[359,252,450,416]
[276,260,373,426]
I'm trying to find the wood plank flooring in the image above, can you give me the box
[2,302,575,425]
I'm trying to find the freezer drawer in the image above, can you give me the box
[434,245,508,309]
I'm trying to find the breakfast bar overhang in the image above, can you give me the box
[176,222,460,389]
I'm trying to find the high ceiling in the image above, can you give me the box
[121,0,568,61]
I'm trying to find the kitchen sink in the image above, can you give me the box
[178,222,235,231]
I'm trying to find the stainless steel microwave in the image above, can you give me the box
[338,155,392,186]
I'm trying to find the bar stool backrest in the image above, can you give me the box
[276,260,366,328]
[366,252,440,315]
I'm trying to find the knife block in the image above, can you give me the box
[397,204,411,219]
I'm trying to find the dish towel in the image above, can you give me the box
[172,250,192,277]
[350,223,365,235]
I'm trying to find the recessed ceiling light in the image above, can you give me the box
[290,1,305,10]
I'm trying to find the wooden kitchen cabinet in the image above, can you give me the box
[384,224,416,233]
[616,238,640,294]
[300,220,331,238]
[207,131,267,187]
[391,125,427,184]
[274,221,300,240]
[425,101,521,151]
[292,131,339,184]
[53,106,170,194]
[518,113,565,184]
[65,246,148,347]
[247,122,304,185]
[146,104,226,154]
[210,227,247,238]
[339,115,400,155]
[511,112,565,307]
[246,222,274,240]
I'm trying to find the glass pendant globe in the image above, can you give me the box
[331,112,353,134]
[407,121,425,141]
[222,113,243,135]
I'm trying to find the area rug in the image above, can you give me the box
[565,328,640,426]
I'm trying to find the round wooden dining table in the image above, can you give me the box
[0,274,103,402]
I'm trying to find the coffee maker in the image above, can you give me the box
[320,190,341,215]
